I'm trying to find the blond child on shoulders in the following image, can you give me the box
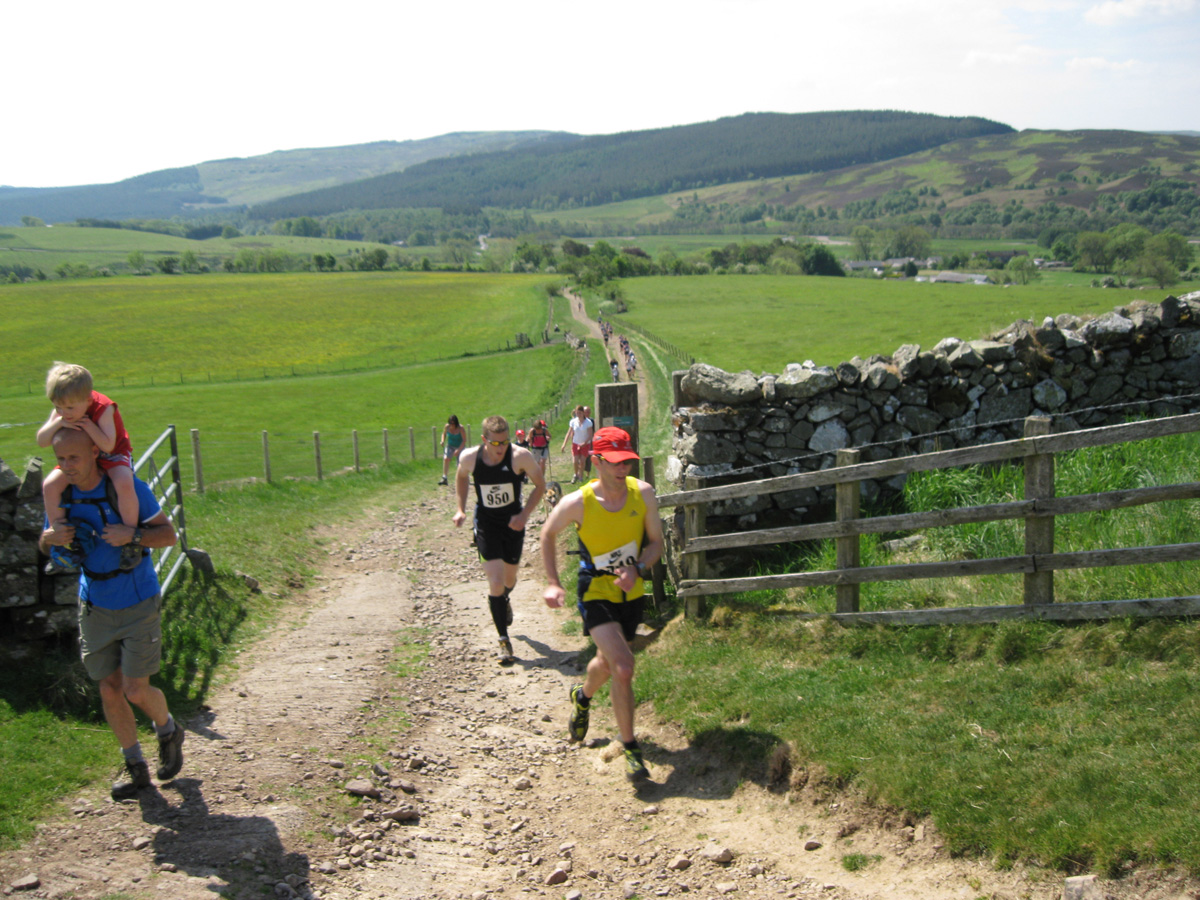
[37,362,142,573]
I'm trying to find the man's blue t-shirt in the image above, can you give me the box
[49,475,163,610]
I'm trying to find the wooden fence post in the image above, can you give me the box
[432,426,438,459]
[314,431,323,481]
[644,456,667,612]
[352,430,360,473]
[383,428,390,465]
[190,428,204,494]
[835,448,862,613]
[1024,415,1054,605]
[409,427,416,461]
[262,431,271,483]
[466,425,472,446]
[683,475,706,620]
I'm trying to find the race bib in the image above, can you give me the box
[482,483,515,508]
[595,539,638,571]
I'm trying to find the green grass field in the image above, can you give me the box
[614,274,1128,372]
[0,272,573,484]
[0,271,554,391]
[0,225,400,273]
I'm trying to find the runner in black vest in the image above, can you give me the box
[453,414,546,664]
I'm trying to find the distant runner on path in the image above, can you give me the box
[540,427,663,782]
[453,415,546,665]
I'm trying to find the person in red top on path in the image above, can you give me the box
[527,420,551,477]
[37,362,142,573]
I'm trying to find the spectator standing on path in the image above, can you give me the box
[559,405,594,484]
[38,427,184,801]
[582,406,595,477]
[540,427,664,781]
[527,420,551,477]
[438,414,465,486]
[453,415,546,665]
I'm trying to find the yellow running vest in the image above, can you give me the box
[576,476,646,604]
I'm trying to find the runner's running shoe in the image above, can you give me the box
[624,745,649,782]
[498,638,515,666]
[568,684,589,742]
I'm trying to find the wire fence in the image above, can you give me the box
[175,339,594,491]
[614,319,695,366]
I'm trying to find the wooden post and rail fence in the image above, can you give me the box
[656,412,1200,626]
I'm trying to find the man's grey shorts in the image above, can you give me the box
[79,594,162,681]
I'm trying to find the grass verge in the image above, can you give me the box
[638,432,1200,875]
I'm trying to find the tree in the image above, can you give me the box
[1005,255,1039,285]
[886,225,932,259]
[156,256,180,274]
[221,225,241,239]
[851,226,875,259]
[1145,231,1193,270]
[127,250,145,272]
[180,250,199,273]
[21,216,45,228]
[1074,232,1110,271]
[1133,250,1178,288]
[1104,223,1150,266]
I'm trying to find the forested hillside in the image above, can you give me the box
[248,111,1013,219]
[0,132,567,226]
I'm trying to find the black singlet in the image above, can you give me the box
[472,444,524,527]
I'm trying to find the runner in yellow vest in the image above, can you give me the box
[541,427,664,782]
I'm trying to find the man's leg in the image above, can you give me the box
[586,622,636,744]
[482,557,516,663]
[98,669,144,750]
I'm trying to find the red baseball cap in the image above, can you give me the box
[592,427,639,462]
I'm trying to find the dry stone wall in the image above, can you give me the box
[0,457,78,649]
[667,291,1200,540]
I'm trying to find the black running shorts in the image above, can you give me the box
[474,519,525,565]
[577,596,645,642]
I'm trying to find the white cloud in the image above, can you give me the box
[963,44,1051,67]
[1085,0,1196,25]
[1066,56,1139,69]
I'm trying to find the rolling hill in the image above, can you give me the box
[248,111,1013,219]
[0,131,567,226]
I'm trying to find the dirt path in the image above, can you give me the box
[565,292,650,417]
[3,423,1191,898]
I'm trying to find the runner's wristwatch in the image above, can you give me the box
[635,561,650,579]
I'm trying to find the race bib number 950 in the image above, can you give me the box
[483,484,515,508]
[595,540,638,571]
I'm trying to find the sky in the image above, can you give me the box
[5,0,1199,188]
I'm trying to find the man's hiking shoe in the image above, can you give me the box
[118,542,143,572]
[437,476,448,485]
[624,746,650,783]
[498,638,515,666]
[156,725,185,781]
[568,684,590,743]
[111,760,151,800]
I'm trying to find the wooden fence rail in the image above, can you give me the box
[659,412,1200,625]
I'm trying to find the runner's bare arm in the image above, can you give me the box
[510,447,545,529]
[540,491,584,606]
[452,447,477,527]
